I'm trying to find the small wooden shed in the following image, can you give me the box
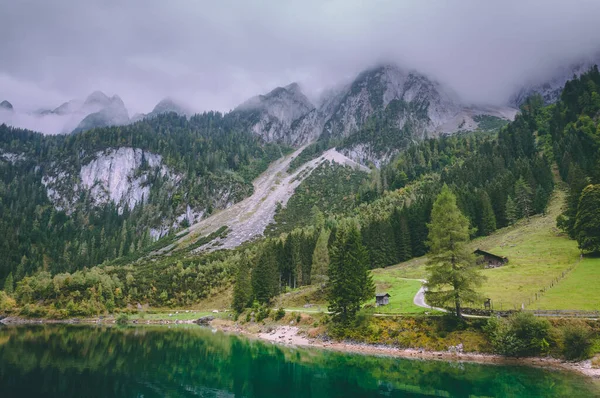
[474,249,508,269]
[375,293,391,306]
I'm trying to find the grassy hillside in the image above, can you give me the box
[383,187,597,311]
[368,273,427,314]
[534,257,600,310]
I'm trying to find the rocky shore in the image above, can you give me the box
[210,321,600,380]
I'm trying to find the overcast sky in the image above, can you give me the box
[2,0,600,115]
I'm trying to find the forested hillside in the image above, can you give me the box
[0,112,287,285]
[2,68,600,319]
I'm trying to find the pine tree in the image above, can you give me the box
[407,200,431,257]
[574,184,600,253]
[327,222,375,324]
[391,208,412,262]
[311,228,331,286]
[514,177,533,219]
[363,217,396,268]
[232,255,252,313]
[505,195,518,225]
[251,243,280,304]
[3,272,14,295]
[425,185,486,317]
[478,191,497,236]
[533,186,549,215]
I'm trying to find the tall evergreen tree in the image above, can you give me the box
[391,208,412,262]
[514,177,533,219]
[505,195,518,225]
[327,223,374,324]
[251,243,279,304]
[311,228,330,286]
[363,217,396,268]
[425,185,485,317]
[557,165,589,238]
[574,184,600,253]
[478,191,497,236]
[232,255,252,313]
[3,272,14,296]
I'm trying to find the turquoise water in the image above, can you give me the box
[0,325,598,397]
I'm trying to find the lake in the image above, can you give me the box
[0,325,598,397]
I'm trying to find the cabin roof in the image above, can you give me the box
[376,293,391,298]
[474,249,508,261]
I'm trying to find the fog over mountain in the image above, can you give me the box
[1,0,600,133]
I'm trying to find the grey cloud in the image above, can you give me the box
[1,0,600,118]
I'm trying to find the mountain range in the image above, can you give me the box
[0,91,191,135]
[2,55,598,142]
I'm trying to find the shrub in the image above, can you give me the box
[255,304,271,322]
[562,325,594,360]
[116,314,129,325]
[0,291,16,313]
[20,304,48,318]
[485,312,551,357]
[274,308,286,321]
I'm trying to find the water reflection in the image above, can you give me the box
[0,324,597,397]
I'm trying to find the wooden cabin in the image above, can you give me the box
[375,293,391,306]
[474,249,508,269]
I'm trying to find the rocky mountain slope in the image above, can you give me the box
[171,146,369,254]
[71,92,130,133]
[233,64,516,163]
[0,92,194,135]
[510,54,600,106]
[231,83,315,144]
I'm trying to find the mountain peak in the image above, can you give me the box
[151,98,189,115]
[0,100,13,111]
[84,91,110,107]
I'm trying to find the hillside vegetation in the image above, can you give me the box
[2,67,600,322]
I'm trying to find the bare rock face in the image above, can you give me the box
[236,64,514,163]
[321,65,462,140]
[231,82,315,144]
[42,147,175,213]
[79,147,170,210]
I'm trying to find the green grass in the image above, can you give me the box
[372,188,598,311]
[534,257,600,310]
[369,269,430,314]
[474,189,580,310]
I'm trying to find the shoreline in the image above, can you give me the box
[212,321,600,380]
[2,315,599,380]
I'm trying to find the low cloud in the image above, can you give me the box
[1,0,600,122]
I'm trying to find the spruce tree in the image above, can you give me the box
[574,184,600,253]
[327,222,374,324]
[251,243,279,304]
[311,228,330,286]
[391,208,412,262]
[514,177,533,219]
[505,195,518,225]
[425,185,485,317]
[232,255,252,313]
[3,272,14,295]
[478,191,497,236]
[363,218,396,269]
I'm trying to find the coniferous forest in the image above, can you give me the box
[1,68,600,319]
